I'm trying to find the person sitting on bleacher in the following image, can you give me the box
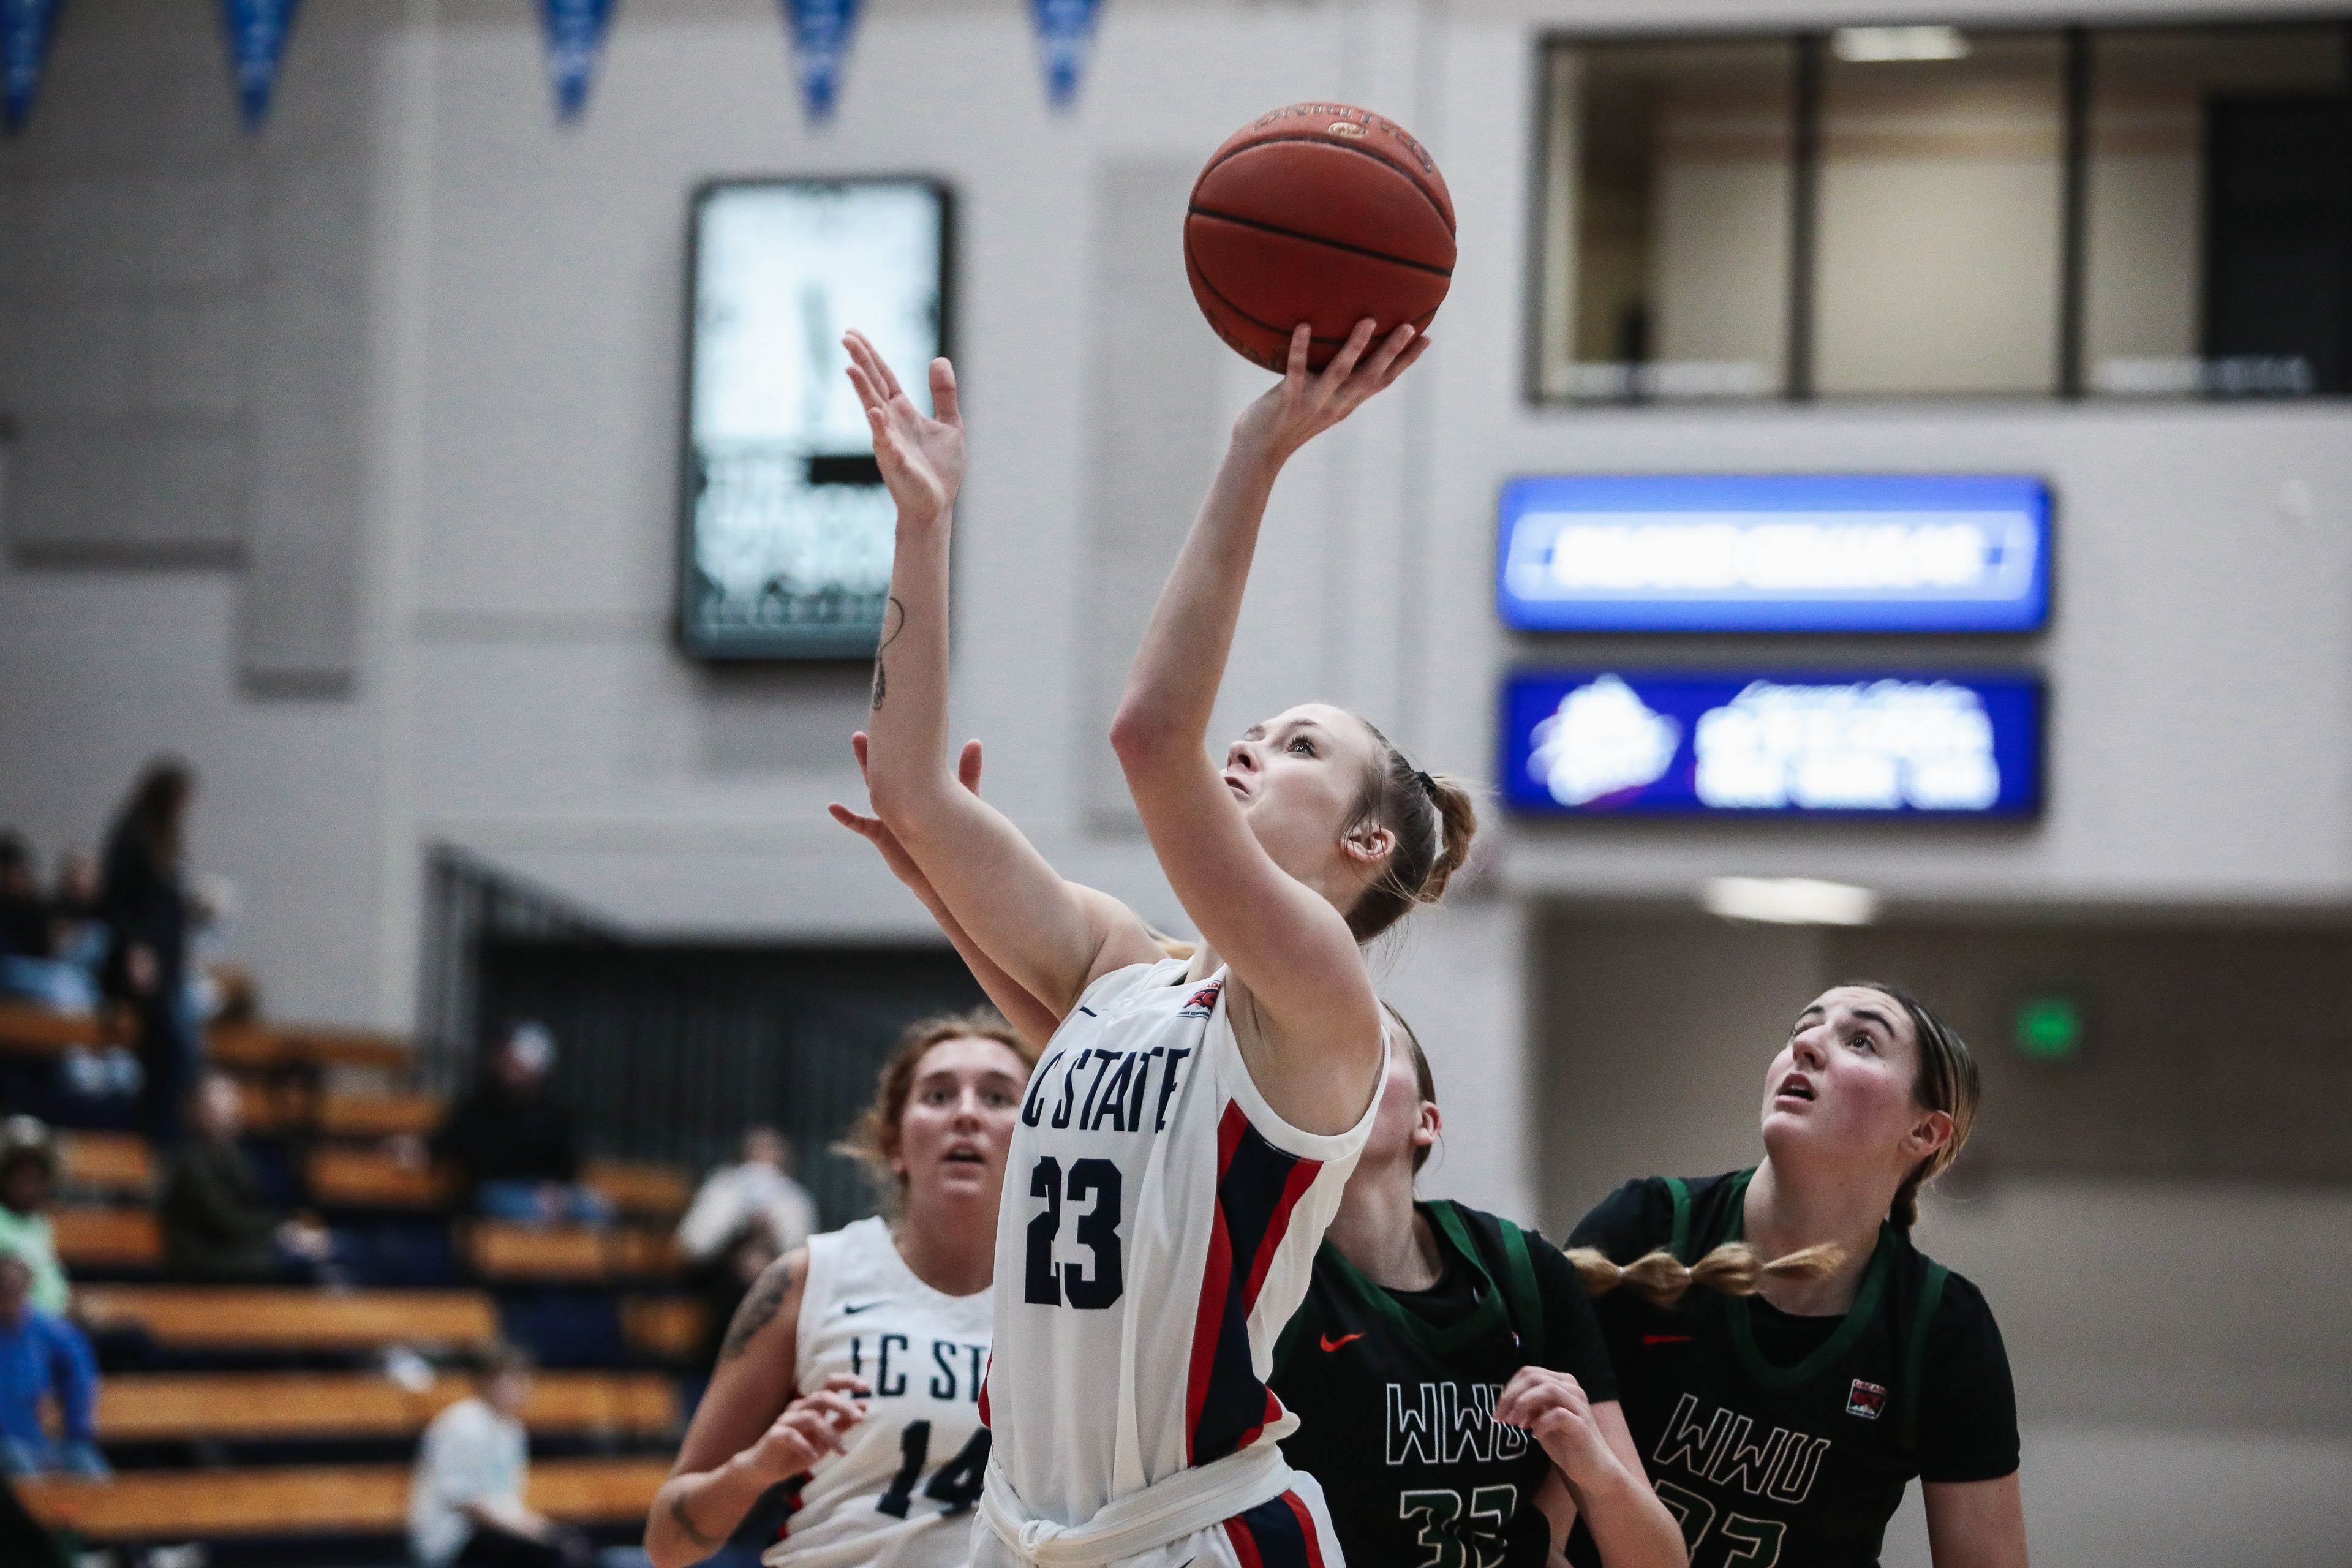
[432,1023,611,1227]
[0,1121,70,1321]
[0,1253,105,1480]
[158,1072,339,1284]
[676,1126,816,1266]
[0,834,96,1016]
[409,1341,592,1568]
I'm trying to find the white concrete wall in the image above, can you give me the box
[6,0,2352,1207]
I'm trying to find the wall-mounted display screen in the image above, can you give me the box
[1497,474,2051,633]
[680,179,949,659]
[1501,669,2044,817]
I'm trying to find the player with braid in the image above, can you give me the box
[1562,985,2027,1568]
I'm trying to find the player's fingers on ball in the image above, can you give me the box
[1366,322,1416,378]
[1284,323,1313,386]
[1324,318,1376,385]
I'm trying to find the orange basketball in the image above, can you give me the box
[1184,102,1456,372]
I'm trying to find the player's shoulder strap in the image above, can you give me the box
[1661,1175,1693,1264]
[1436,1201,1548,1368]
[1901,1258,1952,1449]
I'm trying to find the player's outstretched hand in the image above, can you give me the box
[829,731,986,897]
[1495,1365,1617,1487]
[843,330,964,522]
[1231,318,1428,462]
[741,1373,870,1483]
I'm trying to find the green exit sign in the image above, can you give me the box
[2015,996,2085,1061]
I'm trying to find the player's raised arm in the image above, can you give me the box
[843,331,1160,1015]
[1109,319,1434,1132]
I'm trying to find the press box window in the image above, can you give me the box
[1533,19,2352,403]
[1536,40,1796,401]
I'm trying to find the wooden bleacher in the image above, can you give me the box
[79,1286,501,1352]
[17,1455,671,1541]
[307,1143,456,1208]
[0,1000,132,1055]
[59,1129,155,1197]
[622,1295,706,1361]
[53,1205,161,1270]
[208,1019,412,1073]
[583,1158,693,1219]
[320,1087,443,1137]
[97,1370,679,1442]
[466,1222,683,1284]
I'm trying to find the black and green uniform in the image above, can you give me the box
[1564,1171,2018,1568]
[1271,1200,1619,1568]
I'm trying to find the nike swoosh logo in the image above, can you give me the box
[843,1300,890,1314]
[1319,1332,1366,1352]
[1642,1333,1694,1346]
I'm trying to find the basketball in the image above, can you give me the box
[1185,102,1456,372]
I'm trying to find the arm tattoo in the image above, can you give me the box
[718,1258,793,1362]
[668,1489,723,1550]
[870,595,907,712]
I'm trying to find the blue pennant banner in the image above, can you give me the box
[1030,0,1100,108]
[221,0,298,130]
[782,0,859,123]
[539,0,616,121]
[2,0,61,135]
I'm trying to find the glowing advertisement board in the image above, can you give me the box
[1496,475,2051,633]
[1501,670,2044,818]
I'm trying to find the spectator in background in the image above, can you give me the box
[0,1122,68,1320]
[408,1342,591,1568]
[0,834,48,963]
[432,1023,610,1226]
[0,1253,104,1480]
[0,837,107,1019]
[158,1072,338,1284]
[688,1216,784,1393]
[99,758,199,1147]
[676,1126,816,1265]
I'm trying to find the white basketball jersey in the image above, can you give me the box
[766,1216,995,1568]
[984,959,1382,1527]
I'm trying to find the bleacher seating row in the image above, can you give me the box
[18,1457,674,1542]
[1,999,722,1559]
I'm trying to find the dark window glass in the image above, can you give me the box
[1536,40,1796,401]
[2086,26,2349,396]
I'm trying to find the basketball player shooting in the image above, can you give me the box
[840,309,1469,1568]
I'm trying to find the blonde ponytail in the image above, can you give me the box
[1568,1241,1844,1308]
[1343,716,1482,942]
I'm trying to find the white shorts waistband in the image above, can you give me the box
[979,1444,1297,1568]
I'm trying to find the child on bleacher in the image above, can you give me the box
[0,1121,70,1319]
[408,1342,593,1568]
[0,1252,105,1479]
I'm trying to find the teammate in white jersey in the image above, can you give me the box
[646,1012,1038,1568]
[840,314,1472,1568]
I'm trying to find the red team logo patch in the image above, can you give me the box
[1178,984,1223,1019]
[1846,1379,1888,1420]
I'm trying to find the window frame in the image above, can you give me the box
[1525,13,2352,407]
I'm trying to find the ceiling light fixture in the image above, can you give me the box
[1832,25,1970,63]
[1701,876,1881,927]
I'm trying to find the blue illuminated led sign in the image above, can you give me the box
[1496,474,2051,633]
[1501,669,2044,818]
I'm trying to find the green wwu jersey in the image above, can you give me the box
[1565,1171,2018,1568]
[1272,1201,1619,1568]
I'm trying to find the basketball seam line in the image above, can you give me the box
[1195,134,1457,237]
[1186,252,1438,351]
[1185,206,1455,279]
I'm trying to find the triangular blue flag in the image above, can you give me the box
[2,0,62,135]
[782,0,859,123]
[539,0,616,121]
[220,0,298,131]
[1030,0,1100,110]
